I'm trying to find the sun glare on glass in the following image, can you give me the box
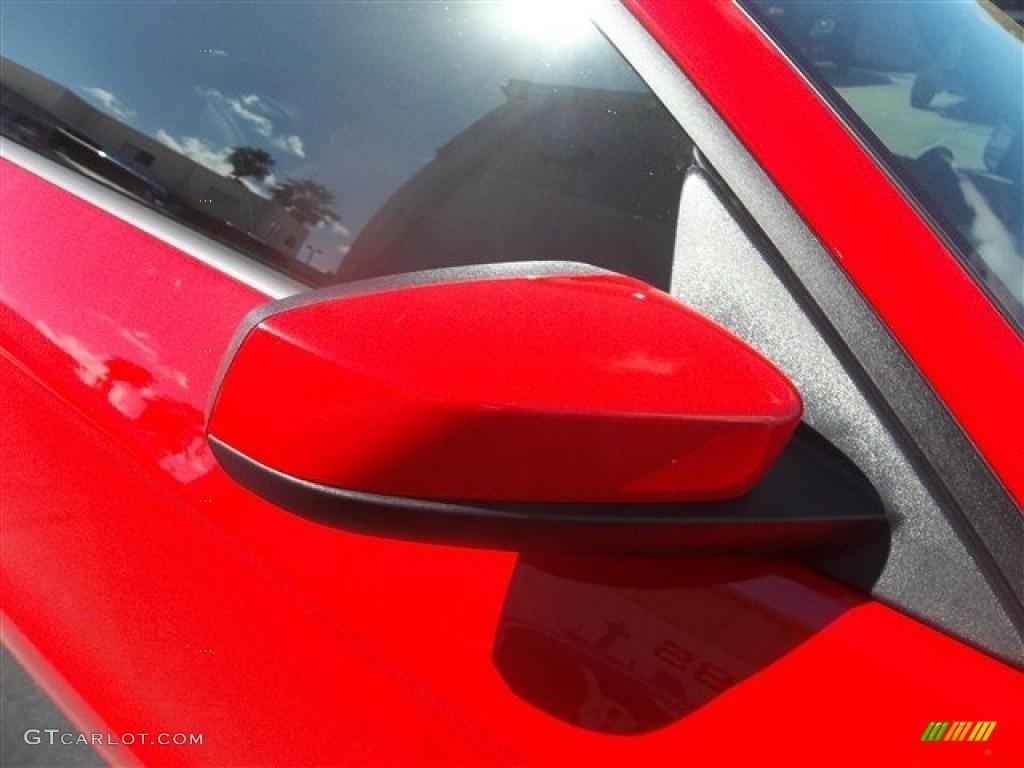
[499,0,596,48]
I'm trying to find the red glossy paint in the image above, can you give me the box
[2,1,1023,764]
[626,0,1024,506]
[209,275,801,502]
[4,155,1022,768]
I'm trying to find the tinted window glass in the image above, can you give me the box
[744,0,1024,329]
[1,2,691,289]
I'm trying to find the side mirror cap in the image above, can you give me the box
[207,263,882,552]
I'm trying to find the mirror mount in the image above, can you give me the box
[209,424,884,554]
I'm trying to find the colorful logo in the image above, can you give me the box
[921,721,997,742]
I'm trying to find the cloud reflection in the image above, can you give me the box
[34,321,212,484]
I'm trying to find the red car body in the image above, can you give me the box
[2,1,1022,766]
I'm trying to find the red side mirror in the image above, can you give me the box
[208,263,800,504]
[207,263,880,553]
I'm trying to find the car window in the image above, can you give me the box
[742,0,1024,330]
[1,2,692,290]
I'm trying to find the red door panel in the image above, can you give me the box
[2,132,1022,765]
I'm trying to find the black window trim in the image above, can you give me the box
[594,1,1024,664]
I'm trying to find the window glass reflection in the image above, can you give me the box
[2,2,690,289]
[746,0,1024,328]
